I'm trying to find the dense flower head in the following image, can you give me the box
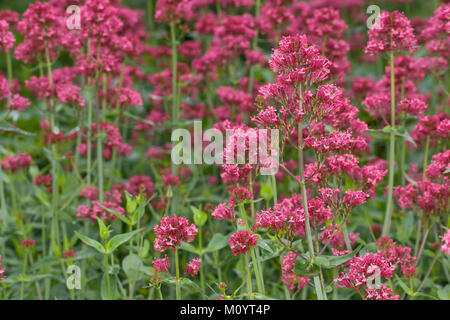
[376,237,417,278]
[212,202,236,222]
[334,251,399,300]
[269,34,331,85]
[184,258,202,277]
[426,149,450,180]
[33,173,52,193]
[394,179,449,219]
[409,113,450,148]
[365,10,417,54]
[63,250,76,259]
[9,94,31,111]
[319,223,359,251]
[154,215,198,252]
[77,199,125,222]
[0,19,15,53]
[126,175,154,199]
[1,153,33,172]
[255,193,305,238]
[15,1,65,60]
[154,0,194,23]
[229,230,258,255]
[420,4,450,60]
[306,7,347,39]
[80,186,100,201]
[21,239,36,248]
[152,254,171,273]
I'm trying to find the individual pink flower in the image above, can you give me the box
[184,258,202,277]
[228,230,258,256]
[154,215,198,252]
[152,254,171,273]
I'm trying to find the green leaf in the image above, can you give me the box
[107,229,142,254]
[314,256,331,268]
[96,217,110,241]
[31,256,60,271]
[396,275,412,295]
[257,239,273,254]
[125,191,138,215]
[395,129,417,148]
[74,231,106,254]
[140,239,150,259]
[317,245,362,269]
[97,203,131,225]
[203,233,229,253]
[179,241,199,254]
[191,206,207,228]
[260,182,273,202]
[437,285,450,300]
[122,254,142,280]
[396,211,414,243]
[293,256,308,274]
[101,273,118,300]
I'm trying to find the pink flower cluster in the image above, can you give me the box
[280,251,310,293]
[228,230,258,255]
[365,10,417,54]
[77,188,125,222]
[1,153,33,172]
[154,215,198,252]
[152,254,171,273]
[184,258,202,277]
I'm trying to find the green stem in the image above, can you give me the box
[44,44,61,256]
[239,204,264,294]
[198,227,206,299]
[97,75,107,201]
[244,253,253,299]
[271,174,277,204]
[104,253,111,300]
[382,50,396,237]
[20,249,28,300]
[174,248,181,300]
[0,170,8,228]
[342,224,352,251]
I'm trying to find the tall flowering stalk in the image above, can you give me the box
[153,214,198,299]
[364,10,417,237]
